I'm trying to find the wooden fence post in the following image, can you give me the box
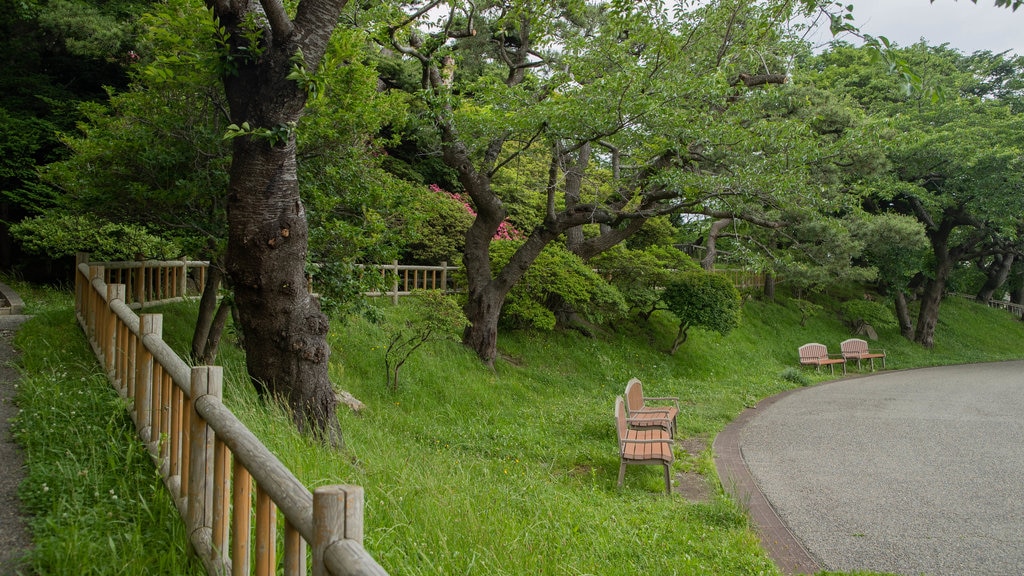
[88,265,103,345]
[75,253,89,318]
[391,260,400,305]
[440,261,447,293]
[105,284,125,378]
[188,366,222,540]
[134,260,145,306]
[179,257,188,299]
[135,315,162,444]
[312,485,364,576]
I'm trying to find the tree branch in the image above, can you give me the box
[259,0,294,40]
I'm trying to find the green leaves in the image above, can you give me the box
[222,121,296,147]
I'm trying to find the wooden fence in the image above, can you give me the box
[363,261,459,304]
[74,257,388,576]
[956,294,1024,319]
[86,257,209,308]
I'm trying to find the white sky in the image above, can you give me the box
[805,0,1023,55]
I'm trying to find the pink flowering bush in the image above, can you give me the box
[429,184,523,241]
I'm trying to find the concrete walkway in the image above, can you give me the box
[715,362,1024,576]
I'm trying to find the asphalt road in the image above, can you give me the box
[717,361,1024,576]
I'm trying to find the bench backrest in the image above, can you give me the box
[798,343,829,361]
[624,378,646,414]
[614,396,628,448]
[840,338,868,356]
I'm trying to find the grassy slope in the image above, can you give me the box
[12,284,1024,575]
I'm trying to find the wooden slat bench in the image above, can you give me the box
[798,343,847,375]
[840,338,886,370]
[624,378,678,438]
[615,396,674,494]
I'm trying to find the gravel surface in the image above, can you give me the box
[0,313,32,575]
[739,362,1024,576]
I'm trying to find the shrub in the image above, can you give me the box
[11,213,180,260]
[384,291,468,392]
[662,270,741,354]
[839,298,897,331]
[491,241,627,331]
[590,244,699,318]
[780,367,811,386]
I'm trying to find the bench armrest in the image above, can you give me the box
[627,415,673,427]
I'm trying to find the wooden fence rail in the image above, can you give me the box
[86,257,209,309]
[956,293,1024,319]
[360,261,460,304]
[74,257,388,576]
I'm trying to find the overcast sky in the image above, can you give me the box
[805,0,1023,55]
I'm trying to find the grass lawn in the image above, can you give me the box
[11,281,1024,575]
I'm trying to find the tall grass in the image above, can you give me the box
[9,282,202,575]
[11,283,1024,575]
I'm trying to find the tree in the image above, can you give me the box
[387,0,836,365]
[850,212,929,339]
[384,291,467,392]
[206,0,353,440]
[661,270,742,355]
[808,43,1024,347]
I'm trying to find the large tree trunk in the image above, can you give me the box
[913,275,946,348]
[211,0,348,440]
[226,138,337,438]
[894,290,914,340]
[563,143,590,253]
[763,272,775,302]
[976,253,1014,303]
[702,218,733,271]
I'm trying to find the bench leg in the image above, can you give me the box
[663,463,672,495]
[618,462,627,488]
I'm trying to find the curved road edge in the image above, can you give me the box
[713,385,822,575]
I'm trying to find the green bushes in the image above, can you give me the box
[491,241,627,331]
[662,270,742,354]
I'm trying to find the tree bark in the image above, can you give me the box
[191,264,223,363]
[210,0,348,440]
[563,143,590,253]
[976,253,1014,303]
[894,290,914,340]
[762,272,775,302]
[196,298,232,366]
[701,218,733,271]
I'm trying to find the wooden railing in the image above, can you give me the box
[74,259,388,576]
[84,256,209,309]
[956,294,1024,319]
[714,269,768,291]
[363,261,460,304]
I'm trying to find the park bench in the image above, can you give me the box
[624,378,678,438]
[840,338,886,370]
[798,343,847,375]
[615,396,674,494]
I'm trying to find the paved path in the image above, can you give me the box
[715,362,1024,576]
[0,282,31,575]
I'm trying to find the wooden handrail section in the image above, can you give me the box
[73,255,388,576]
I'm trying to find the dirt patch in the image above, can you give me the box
[679,434,709,457]
[674,470,714,503]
